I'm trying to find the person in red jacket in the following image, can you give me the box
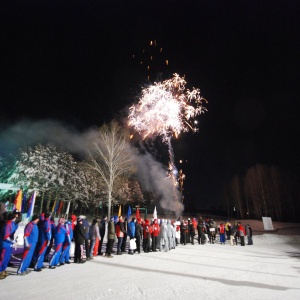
[218,222,226,244]
[151,219,160,252]
[115,216,126,255]
[142,219,152,253]
[237,222,246,246]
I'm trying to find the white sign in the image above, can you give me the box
[262,217,274,230]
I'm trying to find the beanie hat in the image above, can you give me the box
[7,213,15,220]
[32,214,39,221]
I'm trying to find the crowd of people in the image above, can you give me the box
[0,210,253,280]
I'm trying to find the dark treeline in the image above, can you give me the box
[223,164,300,222]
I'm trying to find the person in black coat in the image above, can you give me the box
[134,218,143,254]
[73,218,86,263]
[246,224,253,245]
[197,220,206,245]
[98,216,107,256]
[188,219,195,245]
[180,220,187,245]
[121,217,128,252]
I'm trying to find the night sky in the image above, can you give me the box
[1,1,299,209]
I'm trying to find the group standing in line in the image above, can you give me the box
[0,210,253,280]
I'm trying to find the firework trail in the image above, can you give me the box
[128,73,207,201]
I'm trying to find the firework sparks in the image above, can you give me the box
[128,73,207,141]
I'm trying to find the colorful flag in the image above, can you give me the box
[51,200,57,213]
[13,190,22,212]
[118,204,122,217]
[5,201,9,212]
[136,207,140,219]
[53,200,59,213]
[26,191,36,218]
[21,192,27,213]
[153,206,157,220]
[127,205,132,221]
[57,201,64,214]
[65,201,71,216]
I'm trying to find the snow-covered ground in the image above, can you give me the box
[2,233,300,300]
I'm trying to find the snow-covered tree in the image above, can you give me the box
[84,121,136,219]
[78,162,107,210]
[113,176,144,206]
[1,143,90,214]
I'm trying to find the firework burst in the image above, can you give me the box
[128,73,207,142]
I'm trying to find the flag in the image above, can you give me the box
[144,207,148,220]
[153,206,157,220]
[21,192,27,213]
[136,207,140,219]
[118,204,122,217]
[26,191,36,218]
[51,200,57,213]
[65,201,71,216]
[13,190,22,212]
[53,200,59,213]
[127,205,132,221]
[57,201,64,214]
[5,201,9,212]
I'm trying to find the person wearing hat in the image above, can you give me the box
[98,215,107,256]
[115,216,125,255]
[127,217,137,255]
[60,216,74,265]
[33,212,52,271]
[246,224,253,245]
[17,214,40,275]
[134,218,143,254]
[142,219,152,253]
[0,214,17,279]
[105,216,116,258]
[49,217,69,268]
[73,218,86,263]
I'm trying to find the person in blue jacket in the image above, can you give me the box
[60,217,73,265]
[49,217,68,268]
[44,216,56,262]
[34,212,52,271]
[17,214,39,275]
[0,213,17,279]
[127,217,136,255]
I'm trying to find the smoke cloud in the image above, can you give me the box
[0,119,98,157]
[0,119,184,216]
[135,148,184,217]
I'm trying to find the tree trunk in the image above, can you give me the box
[39,191,45,214]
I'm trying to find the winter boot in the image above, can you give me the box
[0,272,6,280]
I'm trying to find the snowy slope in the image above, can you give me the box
[2,234,300,300]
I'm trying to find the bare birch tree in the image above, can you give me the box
[84,121,135,219]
